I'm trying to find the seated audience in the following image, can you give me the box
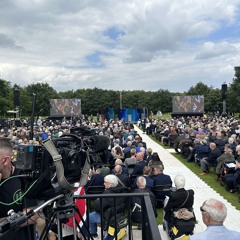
[224,158,240,193]
[123,140,132,158]
[152,165,172,200]
[190,199,240,240]
[216,144,235,178]
[89,175,127,239]
[164,175,195,238]
[200,142,221,175]
[149,152,164,169]
[84,167,104,192]
[114,164,130,188]
[112,146,124,160]
[146,148,153,163]
[130,152,147,176]
[131,166,154,190]
[131,176,156,229]
[111,159,128,175]
[124,148,137,167]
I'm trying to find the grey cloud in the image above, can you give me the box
[0,33,23,49]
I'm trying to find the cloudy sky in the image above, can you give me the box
[0,0,240,93]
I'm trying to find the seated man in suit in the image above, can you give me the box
[111,159,129,175]
[152,165,172,202]
[130,152,147,177]
[131,176,156,229]
[84,167,104,192]
[164,175,195,239]
[131,166,154,190]
[114,164,130,188]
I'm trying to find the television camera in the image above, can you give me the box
[15,126,111,199]
[0,126,111,239]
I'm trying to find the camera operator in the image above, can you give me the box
[0,137,39,240]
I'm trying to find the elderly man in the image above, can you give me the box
[130,152,147,176]
[114,164,130,188]
[190,199,240,240]
[152,165,172,204]
[200,142,221,175]
[131,176,156,229]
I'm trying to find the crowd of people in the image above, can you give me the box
[0,114,240,239]
[149,115,240,194]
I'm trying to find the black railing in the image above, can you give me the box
[74,192,162,240]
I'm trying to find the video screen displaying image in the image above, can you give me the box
[50,99,81,116]
[172,95,204,113]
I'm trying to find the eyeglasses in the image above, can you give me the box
[200,206,206,212]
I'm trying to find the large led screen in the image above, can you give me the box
[50,99,81,116]
[172,95,204,114]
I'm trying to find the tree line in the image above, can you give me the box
[1,66,240,118]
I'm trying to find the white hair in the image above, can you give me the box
[104,174,119,187]
[174,175,185,189]
[203,199,227,222]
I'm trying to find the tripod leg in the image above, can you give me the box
[40,211,57,240]
[57,218,63,240]
[74,206,94,240]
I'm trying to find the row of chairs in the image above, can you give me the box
[85,183,174,209]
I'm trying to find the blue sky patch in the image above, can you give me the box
[104,26,126,40]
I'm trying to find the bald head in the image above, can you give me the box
[114,164,122,174]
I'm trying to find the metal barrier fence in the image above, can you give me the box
[75,192,162,240]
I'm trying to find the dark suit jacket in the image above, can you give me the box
[131,176,154,190]
[84,173,104,191]
[116,173,130,188]
[111,165,129,175]
[164,188,194,222]
[152,173,172,186]
[208,147,221,166]
[152,173,172,198]
[131,160,147,176]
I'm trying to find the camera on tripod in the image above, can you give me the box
[14,126,110,199]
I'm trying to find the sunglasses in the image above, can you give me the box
[200,206,206,212]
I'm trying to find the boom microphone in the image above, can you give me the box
[88,135,110,152]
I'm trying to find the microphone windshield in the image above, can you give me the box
[89,135,110,152]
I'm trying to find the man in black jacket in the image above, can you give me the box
[0,137,39,240]
[200,142,221,175]
[131,176,156,229]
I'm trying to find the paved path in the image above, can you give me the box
[133,125,240,239]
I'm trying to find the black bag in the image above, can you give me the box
[174,218,195,235]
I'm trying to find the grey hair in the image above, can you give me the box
[130,148,136,155]
[228,137,234,144]
[104,174,119,187]
[137,176,146,188]
[174,175,185,189]
[203,199,227,222]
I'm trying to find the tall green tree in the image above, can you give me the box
[228,66,240,114]
[25,83,58,116]
[0,79,13,116]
